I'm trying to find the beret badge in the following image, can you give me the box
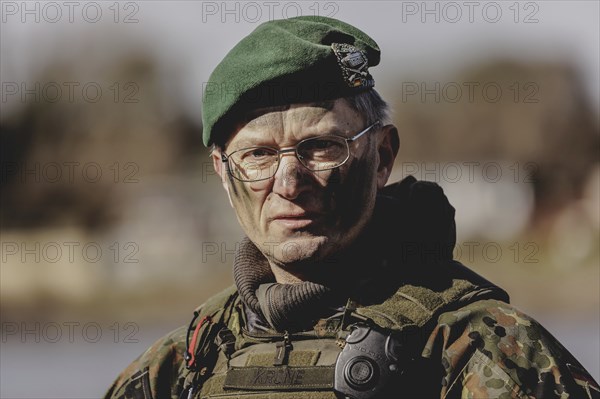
[332,43,374,88]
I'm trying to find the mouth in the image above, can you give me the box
[269,212,323,229]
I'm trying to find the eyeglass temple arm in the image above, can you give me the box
[346,121,381,143]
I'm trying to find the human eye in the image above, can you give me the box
[299,137,345,160]
[235,147,277,168]
[254,148,274,157]
[243,147,276,159]
[302,138,336,150]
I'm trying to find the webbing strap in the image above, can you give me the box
[180,291,240,398]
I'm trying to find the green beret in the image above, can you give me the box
[202,16,381,147]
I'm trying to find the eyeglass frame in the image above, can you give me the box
[218,120,382,182]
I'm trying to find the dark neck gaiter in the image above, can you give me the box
[233,237,344,332]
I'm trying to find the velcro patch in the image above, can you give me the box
[224,366,335,391]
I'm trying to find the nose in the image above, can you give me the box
[272,151,312,200]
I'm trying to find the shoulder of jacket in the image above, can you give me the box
[104,324,188,399]
[356,261,509,330]
[104,285,240,399]
[193,284,239,316]
[432,299,600,398]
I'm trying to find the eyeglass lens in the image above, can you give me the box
[228,136,349,181]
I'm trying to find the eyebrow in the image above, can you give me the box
[229,138,269,150]
[227,127,351,151]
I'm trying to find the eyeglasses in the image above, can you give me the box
[220,121,381,182]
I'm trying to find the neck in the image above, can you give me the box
[269,261,305,284]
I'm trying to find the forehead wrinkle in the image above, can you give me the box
[283,107,330,135]
[244,111,284,130]
[243,101,334,131]
[228,113,283,149]
[237,108,330,146]
[229,99,363,149]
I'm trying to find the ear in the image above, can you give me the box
[376,124,400,189]
[211,149,234,208]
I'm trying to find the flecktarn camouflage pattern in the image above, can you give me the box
[106,325,189,399]
[105,288,599,399]
[425,300,600,398]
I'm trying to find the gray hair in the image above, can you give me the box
[343,89,391,126]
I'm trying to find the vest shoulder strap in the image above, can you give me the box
[356,261,509,331]
[193,285,239,318]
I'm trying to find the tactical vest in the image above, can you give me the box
[179,261,509,399]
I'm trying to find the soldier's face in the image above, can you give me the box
[212,99,396,268]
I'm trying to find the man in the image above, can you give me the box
[105,16,599,399]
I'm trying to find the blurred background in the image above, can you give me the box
[1,1,598,397]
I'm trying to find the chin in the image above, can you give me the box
[268,234,331,265]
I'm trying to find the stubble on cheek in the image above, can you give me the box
[227,173,263,239]
[324,150,377,235]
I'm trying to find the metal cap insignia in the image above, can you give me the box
[332,43,374,88]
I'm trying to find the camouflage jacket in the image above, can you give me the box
[104,281,599,399]
[105,178,599,398]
